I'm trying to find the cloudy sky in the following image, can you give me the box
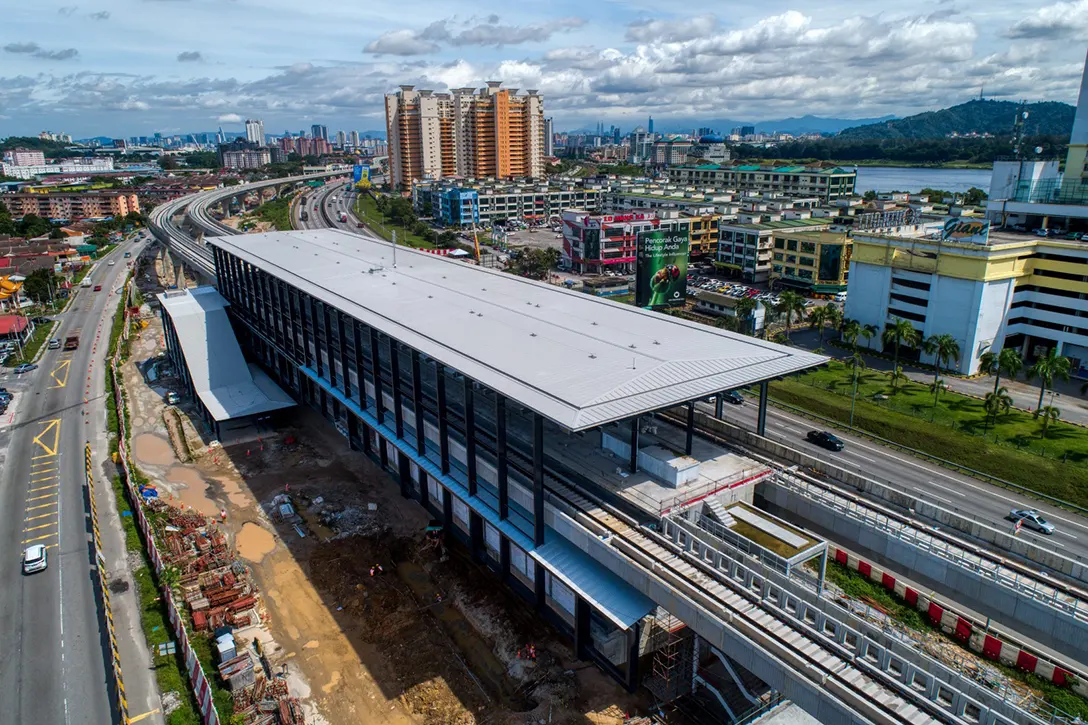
[1,0,1087,138]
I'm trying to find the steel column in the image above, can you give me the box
[390,343,403,438]
[533,412,545,547]
[757,380,769,436]
[686,401,695,455]
[437,367,450,475]
[464,379,477,496]
[629,416,639,473]
[497,395,508,521]
[369,327,384,424]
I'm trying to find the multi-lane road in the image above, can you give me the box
[0,236,160,724]
[712,395,1088,562]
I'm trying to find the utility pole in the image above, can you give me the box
[392,230,397,268]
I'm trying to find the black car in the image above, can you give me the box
[31,317,51,325]
[723,390,744,405]
[807,430,845,451]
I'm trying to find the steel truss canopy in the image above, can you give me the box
[209,229,826,431]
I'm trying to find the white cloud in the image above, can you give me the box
[1007,0,1088,38]
[625,14,719,43]
[217,112,242,123]
[365,29,439,56]
[4,42,79,61]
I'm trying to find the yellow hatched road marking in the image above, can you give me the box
[26,493,58,502]
[25,512,58,522]
[24,523,56,533]
[23,533,58,544]
[129,708,161,723]
[31,475,58,483]
[31,419,61,457]
[29,484,58,492]
[31,465,56,472]
[25,502,58,512]
[49,359,71,389]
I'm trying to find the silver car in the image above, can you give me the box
[1007,509,1055,535]
[22,544,48,574]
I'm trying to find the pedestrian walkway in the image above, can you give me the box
[789,328,1088,427]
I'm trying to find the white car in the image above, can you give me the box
[1007,509,1055,535]
[108,260,116,266]
[23,544,47,574]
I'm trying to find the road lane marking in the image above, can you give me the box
[849,453,878,463]
[913,487,952,505]
[130,709,162,723]
[929,482,966,497]
[25,512,58,522]
[29,484,58,492]
[31,418,62,457]
[31,474,58,483]
[1058,530,1079,540]
[27,493,58,502]
[25,502,58,511]
[24,522,57,532]
[957,480,1088,533]
[31,462,56,470]
[23,532,58,544]
[49,359,71,389]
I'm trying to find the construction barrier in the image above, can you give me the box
[831,545,1087,696]
[85,443,130,724]
[108,274,222,725]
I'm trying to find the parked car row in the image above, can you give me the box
[686,275,816,310]
[0,387,13,415]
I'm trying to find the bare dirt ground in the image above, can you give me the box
[122,250,645,725]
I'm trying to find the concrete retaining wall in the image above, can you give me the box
[761,483,1088,664]
[689,409,1088,586]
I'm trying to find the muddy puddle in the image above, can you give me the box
[132,433,176,466]
[237,522,276,562]
[166,465,219,516]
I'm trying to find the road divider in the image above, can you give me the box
[85,442,129,724]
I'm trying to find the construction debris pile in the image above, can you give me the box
[147,500,306,725]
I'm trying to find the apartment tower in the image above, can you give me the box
[386,82,545,190]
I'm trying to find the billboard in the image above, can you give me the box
[352,164,370,183]
[942,218,989,244]
[635,230,689,308]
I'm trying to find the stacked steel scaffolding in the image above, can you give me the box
[644,608,693,703]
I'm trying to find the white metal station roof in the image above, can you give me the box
[157,286,296,421]
[209,229,826,431]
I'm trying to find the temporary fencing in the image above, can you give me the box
[108,274,221,725]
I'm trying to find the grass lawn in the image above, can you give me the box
[253,195,294,231]
[770,362,1088,506]
[354,194,436,249]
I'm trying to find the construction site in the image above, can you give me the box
[121,245,649,725]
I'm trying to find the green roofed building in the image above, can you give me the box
[666,163,856,203]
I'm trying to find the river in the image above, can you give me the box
[852,166,993,194]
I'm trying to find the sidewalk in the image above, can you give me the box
[791,328,1088,427]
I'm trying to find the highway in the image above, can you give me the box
[0,236,159,724]
[713,395,1088,562]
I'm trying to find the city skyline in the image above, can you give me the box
[2,2,1088,136]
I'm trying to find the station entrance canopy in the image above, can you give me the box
[156,287,295,421]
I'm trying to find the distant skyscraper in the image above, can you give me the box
[350,130,360,149]
[311,124,328,141]
[335,130,346,148]
[648,117,654,135]
[244,119,265,145]
[613,126,621,145]
[544,118,554,157]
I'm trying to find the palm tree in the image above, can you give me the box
[978,348,1024,397]
[923,333,960,406]
[1034,405,1061,438]
[859,323,878,351]
[1027,348,1072,411]
[882,318,920,392]
[774,291,807,341]
[733,297,757,336]
[840,318,861,351]
[807,305,840,345]
[983,386,1013,427]
[846,351,867,426]
[889,365,908,392]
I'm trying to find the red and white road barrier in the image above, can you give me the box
[832,546,1083,693]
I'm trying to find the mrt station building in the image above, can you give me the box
[198,229,824,690]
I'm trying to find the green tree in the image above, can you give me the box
[889,365,908,392]
[773,290,806,341]
[882,317,920,392]
[437,230,458,247]
[845,350,867,426]
[1034,405,1061,438]
[159,155,179,170]
[978,347,1024,397]
[963,187,988,206]
[733,297,757,336]
[22,268,59,303]
[983,386,1013,428]
[839,318,861,351]
[862,190,877,202]
[923,333,960,406]
[0,200,13,235]
[1027,347,1072,410]
[183,151,219,168]
[16,213,51,238]
[506,248,560,280]
[807,304,840,344]
[859,323,878,350]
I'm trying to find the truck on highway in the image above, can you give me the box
[300,211,309,222]
[339,211,348,223]
[64,329,81,351]
[81,277,93,288]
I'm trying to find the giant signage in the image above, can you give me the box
[352,164,370,184]
[635,231,689,308]
[942,218,990,244]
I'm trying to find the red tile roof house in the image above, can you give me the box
[0,314,33,346]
